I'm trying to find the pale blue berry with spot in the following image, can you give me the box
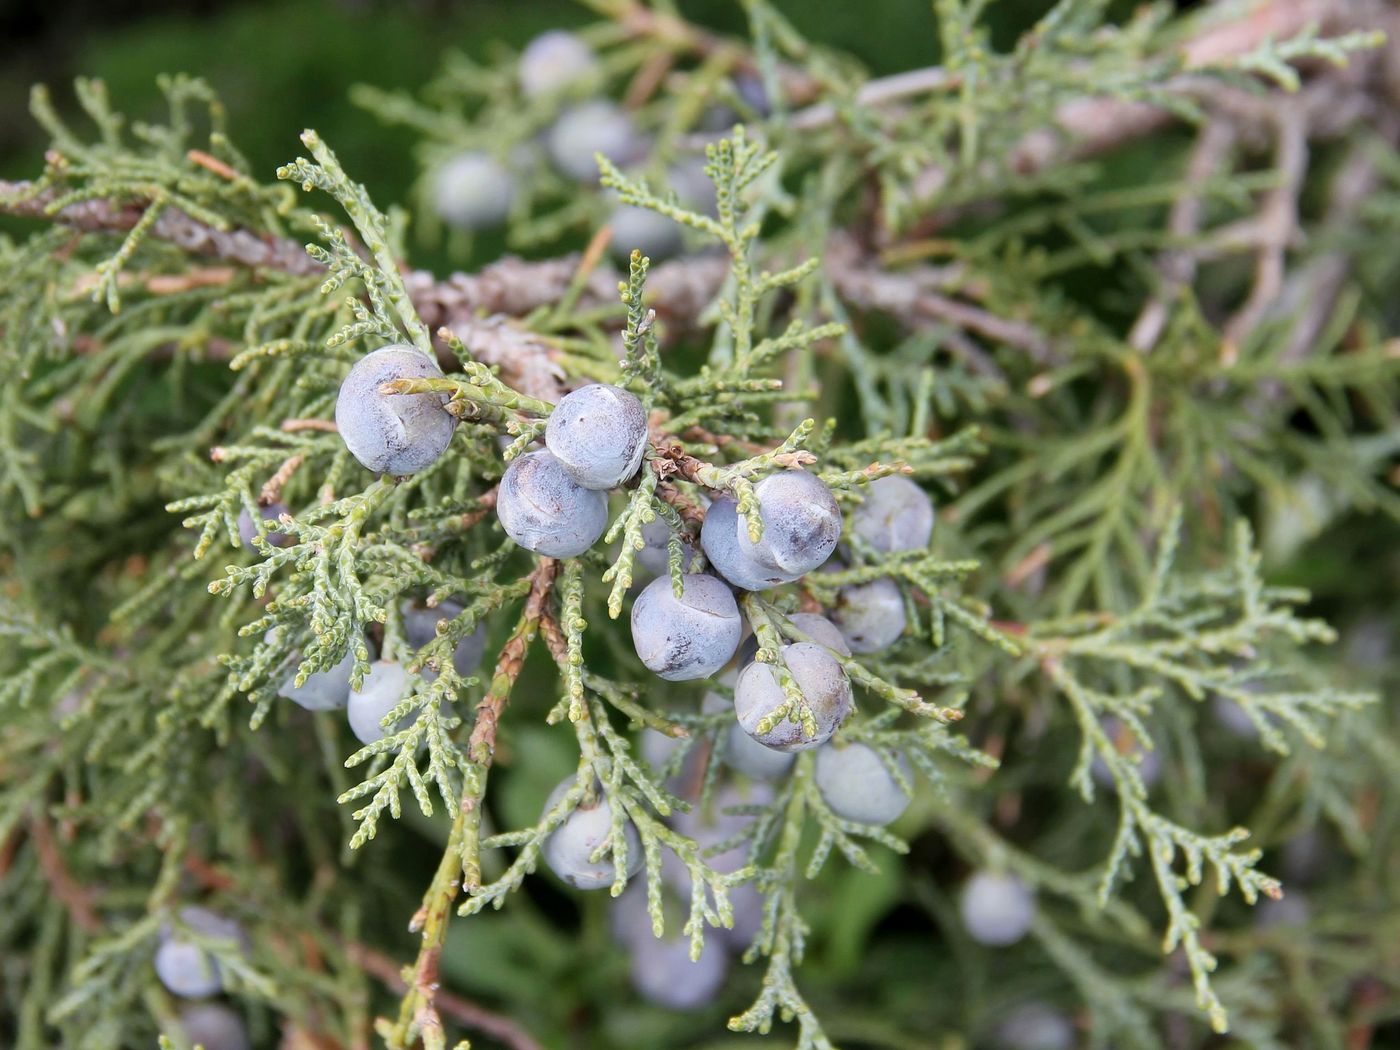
[701,497,799,591]
[832,577,906,653]
[851,475,934,553]
[335,345,457,476]
[545,383,648,490]
[631,573,741,681]
[736,470,842,577]
[496,449,609,557]
[814,740,913,825]
[734,641,851,752]
[540,776,642,890]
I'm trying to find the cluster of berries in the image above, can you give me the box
[428,30,747,263]
[151,907,250,1049]
[326,343,935,854]
[285,346,998,1004]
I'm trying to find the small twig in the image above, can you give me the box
[460,486,499,531]
[791,65,960,130]
[185,149,241,182]
[259,455,304,505]
[1222,106,1310,357]
[387,557,558,1049]
[1130,119,1237,353]
[350,943,544,1050]
[28,812,101,933]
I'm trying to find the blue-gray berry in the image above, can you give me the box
[629,932,729,1010]
[237,503,291,551]
[432,151,513,230]
[335,345,457,476]
[1089,715,1161,790]
[814,741,913,825]
[346,660,410,744]
[734,642,852,752]
[701,497,800,591]
[547,101,644,183]
[174,1004,250,1050]
[736,470,842,577]
[608,204,682,263]
[400,598,486,678]
[272,628,373,712]
[701,678,793,782]
[635,515,693,577]
[541,776,642,890]
[832,577,906,653]
[734,71,773,117]
[544,383,648,490]
[496,449,609,557]
[153,907,245,1000]
[668,156,718,217]
[959,871,1035,946]
[851,475,934,553]
[737,611,849,667]
[610,882,732,1008]
[993,1003,1075,1050]
[518,31,597,97]
[630,573,742,681]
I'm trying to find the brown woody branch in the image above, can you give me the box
[349,942,544,1050]
[178,853,542,1050]
[1,0,1392,389]
[28,811,102,933]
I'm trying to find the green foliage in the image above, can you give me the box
[0,2,1397,1050]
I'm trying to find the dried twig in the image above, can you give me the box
[28,811,101,933]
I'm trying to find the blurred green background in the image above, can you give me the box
[0,0,1163,270]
